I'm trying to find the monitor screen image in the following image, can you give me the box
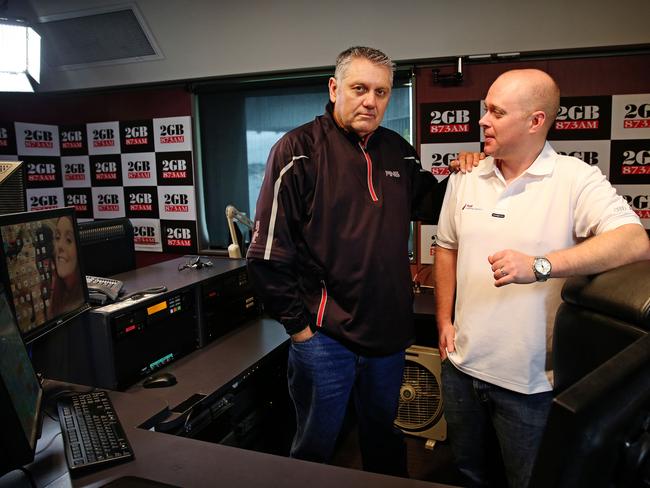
[0,207,89,344]
[0,283,43,475]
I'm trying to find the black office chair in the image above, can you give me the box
[77,218,137,277]
[552,260,650,393]
[529,260,650,488]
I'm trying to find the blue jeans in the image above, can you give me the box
[441,360,553,488]
[287,331,407,476]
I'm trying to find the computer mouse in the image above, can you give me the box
[142,372,177,388]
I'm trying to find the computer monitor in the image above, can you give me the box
[0,207,90,344]
[0,283,44,476]
[529,333,650,487]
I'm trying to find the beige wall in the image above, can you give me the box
[29,0,650,91]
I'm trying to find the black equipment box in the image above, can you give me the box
[88,288,197,389]
[198,266,260,347]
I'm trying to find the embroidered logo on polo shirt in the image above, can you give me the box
[385,170,401,178]
[461,203,482,211]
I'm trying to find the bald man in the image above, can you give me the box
[434,69,649,488]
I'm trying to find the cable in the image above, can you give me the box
[413,264,434,293]
[35,431,62,455]
[43,409,57,421]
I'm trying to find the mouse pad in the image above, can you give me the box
[101,476,181,488]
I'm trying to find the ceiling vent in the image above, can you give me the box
[37,4,163,70]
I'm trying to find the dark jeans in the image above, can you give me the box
[287,331,407,476]
[441,360,553,488]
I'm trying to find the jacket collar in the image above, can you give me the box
[325,102,376,147]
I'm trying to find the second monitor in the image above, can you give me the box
[0,207,90,344]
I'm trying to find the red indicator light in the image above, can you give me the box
[125,325,137,333]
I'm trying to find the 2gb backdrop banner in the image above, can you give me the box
[418,94,650,262]
[0,116,198,254]
[419,94,650,223]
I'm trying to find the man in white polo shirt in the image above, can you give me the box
[434,68,649,488]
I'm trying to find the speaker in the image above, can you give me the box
[395,345,447,442]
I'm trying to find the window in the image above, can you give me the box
[244,87,328,220]
[197,74,413,250]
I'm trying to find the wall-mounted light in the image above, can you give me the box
[0,17,41,92]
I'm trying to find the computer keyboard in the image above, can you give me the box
[57,390,134,475]
[86,275,124,302]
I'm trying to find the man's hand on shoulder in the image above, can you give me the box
[448,151,485,174]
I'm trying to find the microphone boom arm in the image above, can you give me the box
[225,205,253,258]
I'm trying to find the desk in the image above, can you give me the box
[3,257,454,487]
[1,319,455,488]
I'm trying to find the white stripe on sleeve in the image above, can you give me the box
[264,155,308,260]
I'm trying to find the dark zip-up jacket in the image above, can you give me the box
[247,103,443,356]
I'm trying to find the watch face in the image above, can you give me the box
[535,258,551,274]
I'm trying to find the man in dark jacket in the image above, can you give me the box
[247,46,466,476]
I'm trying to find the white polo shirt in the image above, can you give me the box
[436,142,641,394]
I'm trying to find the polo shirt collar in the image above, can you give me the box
[476,141,557,178]
[525,142,556,176]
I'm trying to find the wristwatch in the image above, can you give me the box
[533,257,552,282]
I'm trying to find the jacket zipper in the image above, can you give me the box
[316,280,328,327]
[358,135,379,202]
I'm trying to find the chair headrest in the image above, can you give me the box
[561,261,650,331]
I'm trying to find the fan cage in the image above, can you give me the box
[395,360,443,431]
